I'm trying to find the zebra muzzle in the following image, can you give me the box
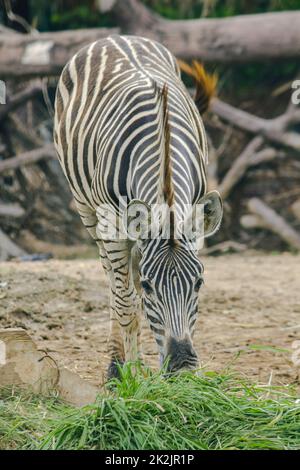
[165,336,198,373]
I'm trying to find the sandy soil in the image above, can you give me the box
[0,253,300,387]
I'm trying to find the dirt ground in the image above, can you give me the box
[0,252,300,387]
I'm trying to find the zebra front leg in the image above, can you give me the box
[97,247,126,379]
[107,307,125,379]
[107,307,142,379]
[122,312,143,364]
[101,239,143,377]
[75,207,126,377]
[93,239,125,379]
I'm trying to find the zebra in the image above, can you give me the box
[54,34,223,377]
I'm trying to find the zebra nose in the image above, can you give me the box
[165,336,198,373]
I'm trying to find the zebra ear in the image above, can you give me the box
[195,190,223,239]
[123,199,153,241]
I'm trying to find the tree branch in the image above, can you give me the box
[241,198,300,250]
[0,85,42,122]
[211,98,300,151]
[0,202,25,218]
[0,144,56,174]
[218,137,285,199]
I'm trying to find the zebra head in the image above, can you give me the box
[124,191,222,372]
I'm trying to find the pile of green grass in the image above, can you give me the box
[1,365,300,450]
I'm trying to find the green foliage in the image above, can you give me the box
[142,0,203,19]
[213,61,299,100]
[29,0,300,31]
[29,0,114,31]
[50,6,114,31]
[142,0,300,19]
[1,365,300,450]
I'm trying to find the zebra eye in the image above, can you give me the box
[141,280,153,295]
[194,277,204,292]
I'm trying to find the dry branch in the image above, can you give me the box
[0,144,56,174]
[211,98,300,151]
[0,203,25,218]
[6,113,71,205]
[218,137,285,199]
[201,240,247,255]
[0,85,42,122]
[218,137,263,199]
[291,199,300,222]
[241,198,300,250]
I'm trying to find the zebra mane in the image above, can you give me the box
[161,84,174,208]
[161,84,176,245]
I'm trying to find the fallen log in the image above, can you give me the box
[0,27,120,79]
[0,25,20,35]
[1,4,300,78]
[111,0,300,63]
[0,144,56,174]
[241,198,300,250]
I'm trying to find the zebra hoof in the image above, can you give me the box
[107,359,124,381]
